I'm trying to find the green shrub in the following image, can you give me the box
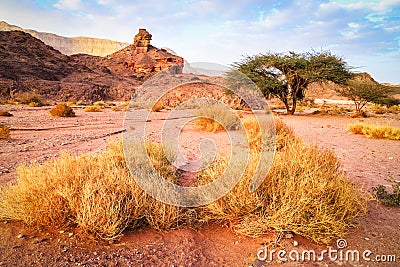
[373,180,400,207]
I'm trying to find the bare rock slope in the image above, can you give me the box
[0,21,129,56]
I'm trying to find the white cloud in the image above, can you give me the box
[53,0,84,11]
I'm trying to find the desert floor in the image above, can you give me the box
[0,105,399,266]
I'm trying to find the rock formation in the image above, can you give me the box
[0,31,140,101]
[0,21,129,56]
[109,29,184,75]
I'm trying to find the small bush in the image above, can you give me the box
[76,101,90,106]
[348,123,400,140]
[93,101,106,107]
[151,102,164,112]
[194,105,240,132]
[49,103,75,117]
[84,106,103,112]
[198,139,367,244]
[111,106,122,112]
[14,91,44,106]
[0,124,10,139]
[0,111,13,117]
[373,180,400,207]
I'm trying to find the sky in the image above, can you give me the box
[1,0,399,84]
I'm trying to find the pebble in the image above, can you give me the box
[17,234,24,239]
[293,240,299,247]
[365,237,370,241]
[68,233,74,238]
[285,233,293,239]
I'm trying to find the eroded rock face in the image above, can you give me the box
[0,21,129,56]
[110,29,184,75]
[133,29,152,53]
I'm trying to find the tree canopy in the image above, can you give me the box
[231,50,353,114]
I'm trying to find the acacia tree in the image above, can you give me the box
[337,80,392,113]
[231,51,353,114]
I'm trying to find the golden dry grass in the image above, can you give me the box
[348,123,400,140]
[198,119,368,244]
[49,103,76,117]
[0,141,181,239]
[0,124,10,139]
[84,106,103,112]
[0,111,13,117]
[151,102,164,112]
[194,105,240,132]
[0,119,368,244]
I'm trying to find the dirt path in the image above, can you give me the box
[0,106,399,266]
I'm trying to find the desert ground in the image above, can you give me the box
[0,104,399,266]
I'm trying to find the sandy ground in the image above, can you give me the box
[0,105,399,266]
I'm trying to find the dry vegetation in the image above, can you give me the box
[84,105,103,112]
[348,123,400,140]
[151,102,164,112]
[194,105,241,132]
[49,103,76,117]
[0,124,10,139]
[0,110,13,117]
[0,117,368,244]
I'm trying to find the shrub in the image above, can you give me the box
[0,111,13,117]
[0,121,369,244]
[93,101,106,107]
[84,106,103,112]
[348,123,400,140]
[76,101,90,106]
[111,106,122,112]
[194,104,240,132]
[198,140,368,244]
[0,124,10,139]
[49,103,75,117]
[373,180,400,207]
[14,91,44,106]
[151,102,164,112]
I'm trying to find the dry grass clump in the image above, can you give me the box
[49,103,75,117]
[14,91,45,107]
[198,139,367,244]
[0,124,10,139]
[111,106,122,112]
[198,119,367,244]
[84,105,103,112]
[0,110,13,117]
[151,102,164,112]
[0,141,181,239]
[0,119,368,244]
[194,105,240,132]
[348,123,400,140]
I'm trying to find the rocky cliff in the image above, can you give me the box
[0,31,140,101]
[0,21,129,56]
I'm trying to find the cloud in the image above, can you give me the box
[53,0,84,11]
[0,0,399,83]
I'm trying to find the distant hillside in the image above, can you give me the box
[0,31,140,101]
[0,21,129,56]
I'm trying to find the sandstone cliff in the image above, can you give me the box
[0,21,129,56]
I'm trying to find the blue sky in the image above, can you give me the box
[1,0,399,84]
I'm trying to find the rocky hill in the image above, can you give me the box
[0,31,140,101]
[0,29,185,102]
[0,21,128,56]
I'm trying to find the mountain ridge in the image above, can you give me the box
[0,21,129,56]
